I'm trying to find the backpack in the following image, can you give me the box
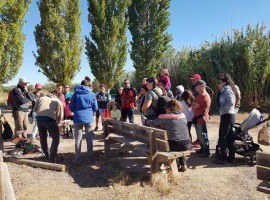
[151,89,171,116]
[1,119,13,140]
[206,86,214,99]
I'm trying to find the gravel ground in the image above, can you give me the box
[2,109,270,200]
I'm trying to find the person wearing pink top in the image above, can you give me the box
[64,98,74,120]
[159,69,171,90]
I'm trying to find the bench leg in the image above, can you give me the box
[104,138,111,157]
[168,159,178,175]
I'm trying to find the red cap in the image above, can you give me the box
[190,74,201,80]
[35,83,42,89]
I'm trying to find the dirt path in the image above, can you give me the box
[2,109,270,200]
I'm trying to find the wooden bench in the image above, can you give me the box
[257,152,270,194]
[104,119,190,176]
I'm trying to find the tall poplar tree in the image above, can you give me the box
[85,0,130,89]
[128,0,172,80]
[34,0,83,85]
[0,0,31,84]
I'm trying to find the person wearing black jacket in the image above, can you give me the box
[11,78,30,139]
[115,87,123,108]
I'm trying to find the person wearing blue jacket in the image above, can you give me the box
[213,73,236,165]
[69,77,98,164]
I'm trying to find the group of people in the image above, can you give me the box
[9,69,241,169]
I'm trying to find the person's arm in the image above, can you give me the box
[192,101,200,109]
[56,100,64,123]
[142,92,152,112]
[116,110,121,120]
[145,117,164,127]
[13,88,30,105]
[164,76,170,88]
[92,96,98,112]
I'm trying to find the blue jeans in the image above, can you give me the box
[74,123,94,160]
[195,123,210,154]
[121,108,134,123]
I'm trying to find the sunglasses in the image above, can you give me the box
[124,83,128,85]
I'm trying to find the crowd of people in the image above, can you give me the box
[9,69,241,169]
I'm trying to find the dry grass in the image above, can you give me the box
[0,92,8,106]
[151,172,176,195]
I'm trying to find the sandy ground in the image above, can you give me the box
[1,109,270,200]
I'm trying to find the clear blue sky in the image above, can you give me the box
[5,0,270,86]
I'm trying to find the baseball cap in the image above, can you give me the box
[176,85,184,95]
[196,80,206,86]
[19,78,29,83]
[190,74,201,80]
[35,83,42,89]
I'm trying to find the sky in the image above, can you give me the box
[4,0,270,86]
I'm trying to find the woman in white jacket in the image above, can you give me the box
[180,90,195,141]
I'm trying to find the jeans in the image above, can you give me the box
[195,123,210,154]
[37,120,60,157]
[74,123,95,160]
[122,108,134,123]
[218,114,236,161]
[31,120,39,138]
[187,121,192,141]
[168,140,190,166]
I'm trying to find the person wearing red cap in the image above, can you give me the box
[28,83,44,141]
[190,74,201,97]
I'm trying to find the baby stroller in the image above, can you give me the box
[216,109,269,165]
[62,119,74,138]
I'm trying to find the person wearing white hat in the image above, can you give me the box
[175,85,184,101]
[11,78,30,139]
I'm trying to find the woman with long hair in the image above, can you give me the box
[213,73,236,164]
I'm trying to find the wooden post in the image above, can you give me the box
[149,131,159,176]
[11,158,66,172]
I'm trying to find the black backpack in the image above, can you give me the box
[151,89,171,116]
[206,86,214,99]
[1,120,13,140]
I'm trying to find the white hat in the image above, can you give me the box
[176,85,184,95]
[19,78,29,83]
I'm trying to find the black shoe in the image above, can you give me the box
[94,126,98,131]
[198,152,210,157]
[212,158,226,165]
[49,155,64,163]
[227,158,235,164]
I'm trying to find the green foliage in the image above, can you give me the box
[0,0,31,84]
[34,0,84,85]
[128,0,172,80]
[164,24,270,111]
[85,0,130,90]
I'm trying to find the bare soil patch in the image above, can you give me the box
[1,109,270,200]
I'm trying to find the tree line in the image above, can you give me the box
[161,24,270,111]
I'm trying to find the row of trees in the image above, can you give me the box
[0,0,172,89]
[162,24,270,111]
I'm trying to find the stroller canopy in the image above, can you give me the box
[239,109,262,132]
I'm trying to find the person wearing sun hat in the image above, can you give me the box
[11,78,31,139]
[175,85,185,101]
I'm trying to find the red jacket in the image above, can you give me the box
[121,88,137,109]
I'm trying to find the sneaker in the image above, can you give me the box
[192,140,201,148]
[94,126,98,131]
[212,158,226,165]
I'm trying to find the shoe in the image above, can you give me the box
[94,126,98,131]
[198,152,210,157]
[49,155,64,163]
[212,158,226,165]
[179,165,187,172]
[192,140,201,148]
[227,158,235,164]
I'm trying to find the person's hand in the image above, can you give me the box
[70,112,74,116]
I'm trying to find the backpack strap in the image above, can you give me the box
[151,88,162,97]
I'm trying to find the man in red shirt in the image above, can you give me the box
[192,80,211,157]
[121,80,137,123]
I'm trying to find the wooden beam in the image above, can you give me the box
[257,165,270,182]
[157,152,175,162]
[170,151,191,158]
[150,131,159,176]
[2,163,15,200]
[11,158,66,172]
[257,152,270,167]
[257,182,270,194]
